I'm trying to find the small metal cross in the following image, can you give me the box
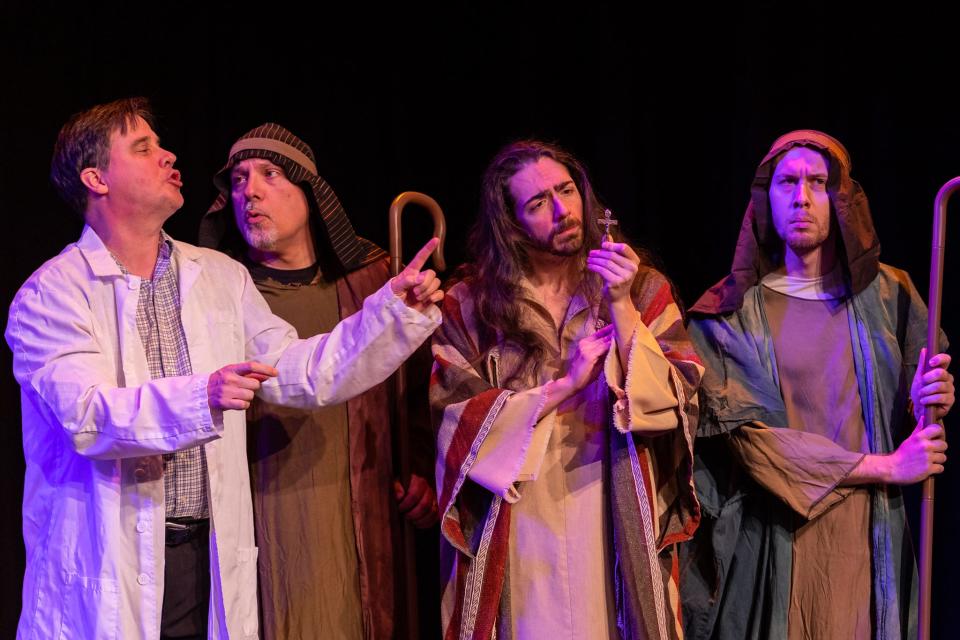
[598,208,619,239]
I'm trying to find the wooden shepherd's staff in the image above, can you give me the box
[389,191,446,640]
[918,176,960,640]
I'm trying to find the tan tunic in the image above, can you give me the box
[732,286,872,640]
[248,270,363,640]
[466,281,681,639]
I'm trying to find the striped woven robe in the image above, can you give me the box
[431,266,703,640]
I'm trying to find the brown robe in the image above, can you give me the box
[731,285,872,639]
[247,257,428,640]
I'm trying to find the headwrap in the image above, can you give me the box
[199,123,386,273]
[690,129,880,315]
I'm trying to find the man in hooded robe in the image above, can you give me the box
[681,130,955,640]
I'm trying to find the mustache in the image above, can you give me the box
[550,218,581,238]
[239,201,268,220]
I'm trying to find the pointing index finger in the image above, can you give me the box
[235,361,279,378]
[405,237,440,272]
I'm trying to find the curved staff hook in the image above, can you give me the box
[919,175,960,640]
[388,191,446,640]
[390,191,447,276]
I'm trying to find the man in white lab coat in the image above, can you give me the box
[6,97,443,639]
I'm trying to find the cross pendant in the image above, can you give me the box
[598,208,619,239]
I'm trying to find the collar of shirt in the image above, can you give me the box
[109,231,175,281]
[760,264,848,301]
[517,274,599,332]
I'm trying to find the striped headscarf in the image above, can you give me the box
[200,123,385,273]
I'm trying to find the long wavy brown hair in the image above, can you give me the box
[456,140,612,381]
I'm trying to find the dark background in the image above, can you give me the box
[2,1,959,635]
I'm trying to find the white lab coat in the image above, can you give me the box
[6,226,440,639]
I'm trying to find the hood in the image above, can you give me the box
[690,129,880,315]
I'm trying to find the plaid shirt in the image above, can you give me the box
[116,234,208,520]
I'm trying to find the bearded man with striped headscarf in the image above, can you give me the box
[200,124,442,639]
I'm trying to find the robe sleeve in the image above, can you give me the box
[605,318,681,432]
[597,268,705,553]
[604,268,703,435]
[467,387,552,502]
[430,283,556,505]
[729,422,865,520]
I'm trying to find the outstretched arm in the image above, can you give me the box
[250,238,443,409]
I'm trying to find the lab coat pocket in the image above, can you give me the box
[237,546,259,637]
[57,571,119,640]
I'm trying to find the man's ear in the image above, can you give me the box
[79,167,109,196]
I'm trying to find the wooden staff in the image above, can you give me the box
[388,191,446,640]
[918,176,960,640]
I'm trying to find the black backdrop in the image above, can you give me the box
[3,2,959,636]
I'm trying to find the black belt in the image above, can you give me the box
[165,518,209,546]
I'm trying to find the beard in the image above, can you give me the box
[238,221,278,251]
[525,219,584,257]
[782,223,830,255]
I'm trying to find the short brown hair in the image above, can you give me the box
[50,97,155,216]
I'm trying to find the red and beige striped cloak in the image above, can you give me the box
[431,266,703,640]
